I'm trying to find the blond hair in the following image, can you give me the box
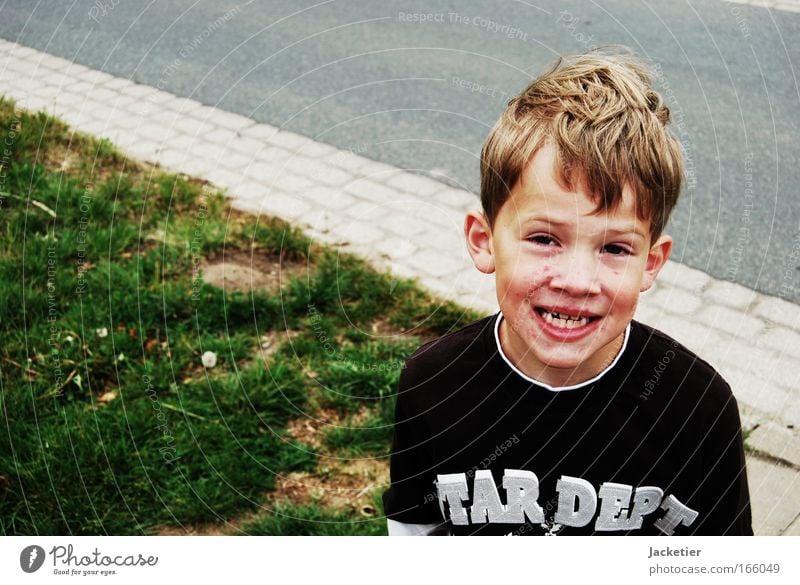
[480,49,683,241]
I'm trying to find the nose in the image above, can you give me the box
[547,250,602,296]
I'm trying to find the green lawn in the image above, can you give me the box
[0,98,479,535]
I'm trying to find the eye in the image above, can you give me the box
[528,234,556,246]
[603,244,631,256]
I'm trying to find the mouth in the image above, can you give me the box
[535,308,599,330]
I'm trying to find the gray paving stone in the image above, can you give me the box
[285,156,351,186]
[155,148,190,170]
[386,172,441,196]
[344,178,399,203]
[50,92,85,107]
[298,208,335,236]
[206,108,254,132]
[404,248,466,278]
[697,304,765,338]
[2,56,33,74]
[216,151,253,172]
[714,341,799,393]
[402,199,463,230]
[376,211,431,238]
[647,285,703,316]
[241,123,280,141]
[91,87,122,103]
[705,279,759,309]
[452,269,498,301]
[323,149,372,173]
[79,120,114,136]
[345,200,388,222]
[748,423,800,468]
[746,457,800,535]
[633,301,671,328]
[14,77,44,92]
[6,45,37,59]
[373,236,418,260]
[65,80,95,96]
[164,96,204,114]
[275,174,314,195]
[37,69,72,88]
[174,116,216,136]
[188,141,226,162]
[32,53,74,73]
[19,97,52,113]
[232,181,267,201]
[134,123,175,144]
[204,126,239,145]
[104,77,136,92]
[722,368,795,421]
[77,69,115,86]
[753,295,800,327]
[267,130,311,152]
[657,260,711,292]
[435,187,477,211]
[330,221,384,246]
[165,133,199,151]
[296,139,338,159]
[171,158,209,178]
[228,136,267,157]
[31,85,63,100]
[358,159,398,180]
[151,109,182,126]
[243,162,282,185]
[756,326,800,359]
[259,194,313,222]
[142,90,175,105]
[126,100,162,117]
[124,140,161,162]
[303,185,356,211]
[423,229,467,255]
[655,315,730,358]
[204,168,243,190]
[256,146,292,166]
[230,197,262,215]
[122,84,159,99]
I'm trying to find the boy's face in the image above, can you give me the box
[466,143,672,387]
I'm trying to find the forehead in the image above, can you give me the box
[501,144,647,236]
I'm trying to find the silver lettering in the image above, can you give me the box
[554,476,597,527]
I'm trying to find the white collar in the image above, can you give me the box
[493,312,631,392]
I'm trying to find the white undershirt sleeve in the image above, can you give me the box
[387,519,442,536]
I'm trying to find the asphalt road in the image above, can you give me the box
[1,0,798,302]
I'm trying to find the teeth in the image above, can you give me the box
[540,309,590,329]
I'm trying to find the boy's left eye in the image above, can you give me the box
[603,244,631,255]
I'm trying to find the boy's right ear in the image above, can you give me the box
[464,211,496,274]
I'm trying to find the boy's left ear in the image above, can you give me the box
[640,235,672,292]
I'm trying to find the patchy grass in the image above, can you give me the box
[0,98,481,535]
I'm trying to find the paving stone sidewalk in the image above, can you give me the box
[1,39,798,535]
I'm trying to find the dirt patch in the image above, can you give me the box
[270,457,389,517]
[201,249,307,295]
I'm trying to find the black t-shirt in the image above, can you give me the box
[382,314,752,535]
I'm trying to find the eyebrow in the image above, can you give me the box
[522,218,647,239]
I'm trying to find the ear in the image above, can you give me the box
[464,210,495,274]
[640,234,672,292]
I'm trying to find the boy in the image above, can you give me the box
[382,50,752,536]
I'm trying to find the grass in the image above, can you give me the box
[0,98,481,535]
